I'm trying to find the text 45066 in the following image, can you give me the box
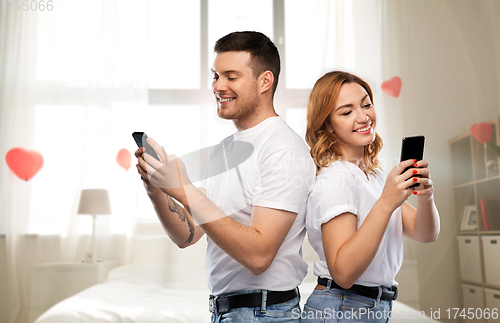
[2,0,54,11]
[446,308,498,320]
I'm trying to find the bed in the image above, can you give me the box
[35,222,440,323]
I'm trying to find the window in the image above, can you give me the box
[26,0,321,233]
[207,0,273,87]
[148,0,201,89]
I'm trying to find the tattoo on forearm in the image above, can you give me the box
[167,197,195,244]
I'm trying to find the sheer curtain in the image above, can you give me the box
[320,0,405,167]
[0,1,149,322]
[284,0,403,165]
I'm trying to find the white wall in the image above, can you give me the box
[391,0,500,320]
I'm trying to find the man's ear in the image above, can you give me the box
[259,71,274,94]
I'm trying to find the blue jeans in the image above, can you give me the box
[301,284,392,323]
[210,289,301,323]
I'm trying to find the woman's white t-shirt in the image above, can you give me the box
[306,160,403,287]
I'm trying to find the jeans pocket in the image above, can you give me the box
[218,308,255,323]
[255,297,301,321]
[342,293,377,311]
[255,307,301,322]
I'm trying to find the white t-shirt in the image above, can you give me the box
[306,160,403,287]
[200,116,316,295]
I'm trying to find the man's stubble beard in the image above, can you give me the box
[217,94,261,124]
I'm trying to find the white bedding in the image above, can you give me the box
[36,264,439,323]
[36,279,211,323]
[36,264,212,323]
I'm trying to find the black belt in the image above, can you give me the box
[209,288,298,314]
[317,277,398,301]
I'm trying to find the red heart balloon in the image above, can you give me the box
[381,76,402,98]
[116,148,131,171]
[470,122,493,144]
[5,148,44,181]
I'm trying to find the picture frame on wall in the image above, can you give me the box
[461,205,478,231]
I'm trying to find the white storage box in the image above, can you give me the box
[484,288,500,323]
[458,236,482,282]
[461,284,485,323]
[481,235,500,286]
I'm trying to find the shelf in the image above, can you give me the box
[460,279,483,287]
[457,231,479,235]
[457,231,500,235]
[453,181,475,189]
[460,281,500,291]
[478,231,500,235]
[451,117,500,319]
[473,174,500,184]
[484,283,500,290]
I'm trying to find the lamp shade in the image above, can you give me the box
[77,189,111,215]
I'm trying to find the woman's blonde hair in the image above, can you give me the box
[305,71,383,174]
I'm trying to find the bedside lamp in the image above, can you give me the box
[77,189,111,263]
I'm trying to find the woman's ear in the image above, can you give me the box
[325,122,334,134]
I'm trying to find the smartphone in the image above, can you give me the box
[400,135,425,188]
[132,132,161,161]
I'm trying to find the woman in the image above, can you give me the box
[302,71,440,322]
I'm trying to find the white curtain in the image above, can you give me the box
[0,1,149,322]
[316,0,405,168]
[284,0,404,166]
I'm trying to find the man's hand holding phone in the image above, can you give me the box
[132,132,190,201]
[134,134,190,203]
[134,145,162,196]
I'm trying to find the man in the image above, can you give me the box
[135,31,315,322]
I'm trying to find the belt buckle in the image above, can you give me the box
[209,295,230,314]
[209,295,216,313]
[208,295,217,313]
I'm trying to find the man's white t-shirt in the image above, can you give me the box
[306,160,403,287]
[200,116,316,295]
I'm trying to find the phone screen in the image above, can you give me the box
[400,135,425,187]
[132,132,161,161]
[401,136,425,162]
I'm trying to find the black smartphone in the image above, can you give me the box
[400,135,425,188]
[132,132,161,161]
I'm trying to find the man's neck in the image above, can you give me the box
[233,105,278,132]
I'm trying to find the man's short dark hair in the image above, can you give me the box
[214,31,281,96]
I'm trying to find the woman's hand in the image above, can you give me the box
[410,159,434,201]
[380,159,420,212]
[401,159,439,242]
